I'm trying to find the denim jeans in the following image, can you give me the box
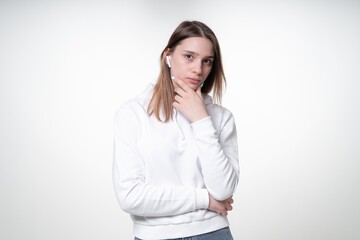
[134,226,234,240]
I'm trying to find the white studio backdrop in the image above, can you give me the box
[0,0,359,239]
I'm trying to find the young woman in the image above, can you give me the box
[113,20,239,240]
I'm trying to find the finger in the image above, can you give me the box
[172,101,180,109]
[225,203,233,211]
[174,78,190,92]
[174,86,186,97]
[195,85,203,98]
[196,85,201,93]
[174,95,182,104]
[221,211,228,216]
[173,78,185,89]
[172,77,180,88]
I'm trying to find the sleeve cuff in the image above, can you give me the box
[195,189,209,210]
[191,116,211,126]
[191,116,216,137]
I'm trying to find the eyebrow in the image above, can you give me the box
[182,50,214,59]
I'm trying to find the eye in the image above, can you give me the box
[184,54,193,60]
[203,59,213,65]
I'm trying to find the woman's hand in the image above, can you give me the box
[208,195,234,216]
[172,78,209,123]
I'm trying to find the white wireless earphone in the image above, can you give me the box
[165,55,175,80]
[166,56,171,68]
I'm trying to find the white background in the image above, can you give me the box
[1,0,359,239]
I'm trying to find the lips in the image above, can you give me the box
[187,78,201,84]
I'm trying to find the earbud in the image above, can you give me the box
[166,56,171,68]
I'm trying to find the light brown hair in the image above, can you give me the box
[148,20,226,122]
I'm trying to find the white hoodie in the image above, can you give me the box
[113,83,239,239]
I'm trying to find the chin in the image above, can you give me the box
[186,82,200,90]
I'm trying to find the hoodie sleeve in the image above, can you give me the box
[191,110,240,201]
[113,102,209,217]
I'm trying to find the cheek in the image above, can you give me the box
[204,66,213,77]
[172,62,186,76]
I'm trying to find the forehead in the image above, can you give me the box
[175,37,214,56]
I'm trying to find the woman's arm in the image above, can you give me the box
[172,78,240,201]
[191,112,240,201]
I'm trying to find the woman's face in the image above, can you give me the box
[168,37,214,91]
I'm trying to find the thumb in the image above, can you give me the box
[196,85,203,98]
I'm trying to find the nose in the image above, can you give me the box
[192,60,202,75]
